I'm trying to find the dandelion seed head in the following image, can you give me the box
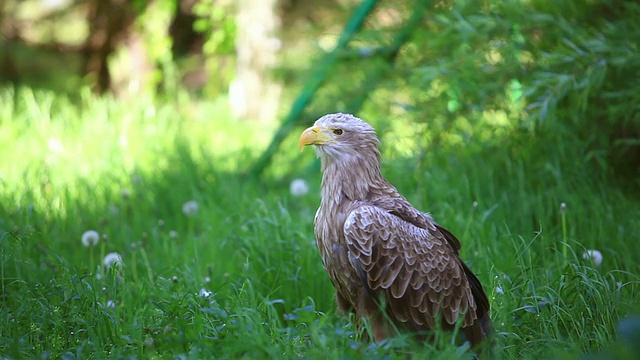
[121,188,131,199]
[560,202,567,215]
[172,275,178,282]
[472,201,478,208]
[103,252,123,268]
[290,178,309,197]
[359,46,374,57]
[169,230,178,238]
[81,230,100,247]
[198,288,212,298]
[182,200,199,216]
[204,276,211,284]
[131,174,142,185]
[582,249,603,266]
[144,336,154,348]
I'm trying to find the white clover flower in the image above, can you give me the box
[182,200,199,216]
[103,252,123,269]
[198,288,212,298]
[204,276,211,284]
[582,249,603,266]
[290,178,309,197]
[81,230,100,247]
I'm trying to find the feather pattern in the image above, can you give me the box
[302,113,492,349]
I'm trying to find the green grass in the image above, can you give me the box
[1,86,639,359]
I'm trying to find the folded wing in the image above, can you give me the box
[343,204,486,334]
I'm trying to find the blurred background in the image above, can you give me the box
[1,0,640,358]
[1,0,638,181]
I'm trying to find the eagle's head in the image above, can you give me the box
[298,113,381,163]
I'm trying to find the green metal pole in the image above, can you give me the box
[249,0,379,178]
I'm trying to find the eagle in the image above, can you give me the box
[298,113,492,350]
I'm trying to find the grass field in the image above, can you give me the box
[1,86,639,359]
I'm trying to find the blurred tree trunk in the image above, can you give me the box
[0,3,19,84]
[83,0,138,93]
[168,0,207,92]
[169,0,203,59]
[231,0,282,121]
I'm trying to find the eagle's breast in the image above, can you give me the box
[314,200,363,306]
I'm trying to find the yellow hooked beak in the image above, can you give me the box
[298,125,334,151]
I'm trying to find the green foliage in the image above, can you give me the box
[189,0,237,97]
[292,0,639,186]
[193,0,237,56]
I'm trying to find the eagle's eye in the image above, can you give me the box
[333,129,343,135]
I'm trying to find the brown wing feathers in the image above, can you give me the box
[344,204,490,347]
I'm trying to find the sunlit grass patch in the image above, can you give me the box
[0,87,276,192]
